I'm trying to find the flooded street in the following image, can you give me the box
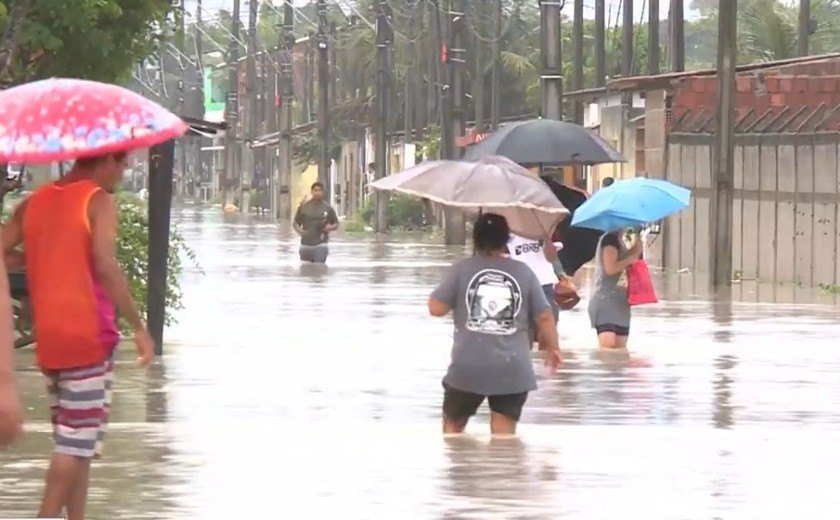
[4,206,840,519]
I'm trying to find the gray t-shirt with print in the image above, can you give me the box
[431,254,551,396]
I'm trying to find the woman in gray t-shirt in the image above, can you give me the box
[588,230,642,349]
[428,213,562,435]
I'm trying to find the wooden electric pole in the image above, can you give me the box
[622,0,634,78]
[442,0,467,246]
[595,0,606,87]
[471,14,483,133]
[242,0,258,214]
[490,0,502,129]
[539,0,563,120]
[277,0,294,221]
[177,0,187,201]
[317,0,330,202]
[194,0,205,201]
[799,0,811,56]
[572,0,584,124]
[222,0,241,208]
[374,0,392,234]
[649,0,660,75]
[669,0,685,71]
[711,0,737,287]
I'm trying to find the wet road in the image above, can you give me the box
[3,207,840,519]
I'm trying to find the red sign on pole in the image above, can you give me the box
[455,130,489,148]
[441,45,448,64]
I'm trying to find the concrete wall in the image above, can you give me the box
[338,141,361,217]
[290,162,317,220]
[665,133,840,286]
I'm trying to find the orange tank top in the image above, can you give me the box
[22,180,119,370]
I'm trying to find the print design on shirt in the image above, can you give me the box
[513,239,544,256]
[464,269,523,336]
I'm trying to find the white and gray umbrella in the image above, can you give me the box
[369,155,569,239]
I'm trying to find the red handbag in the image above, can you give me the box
[627,259,658,306]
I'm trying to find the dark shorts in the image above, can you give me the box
[442,382,529,422]
[595,324,630,336]
[299,243,329,263]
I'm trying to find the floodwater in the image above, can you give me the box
[3,206,840,519]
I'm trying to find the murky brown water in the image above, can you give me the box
[3,206,840,519]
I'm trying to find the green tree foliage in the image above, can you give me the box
[0,0,172,85]
[115,192,198,333]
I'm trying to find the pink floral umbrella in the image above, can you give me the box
[0,78,189,164]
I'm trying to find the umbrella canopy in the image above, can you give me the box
[0,78,189,164]
[540,177,601,276]
[572,177,691,232]
[369,156,569,239]
[464,118,625,166]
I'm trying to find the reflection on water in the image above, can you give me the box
[3,206,840,519]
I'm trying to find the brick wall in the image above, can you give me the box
[671,58,840,130]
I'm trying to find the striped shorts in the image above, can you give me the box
[44,357,114,459]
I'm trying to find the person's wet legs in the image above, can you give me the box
[442,383,482,433]
[596,324,630,350]
[443,416,469,434]
[489,413,517,434]
[38,453,90,519]
[615,335,629,349]
[598,331,619,349]
[487,392,527,435]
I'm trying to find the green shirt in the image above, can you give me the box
[294,199,338,246]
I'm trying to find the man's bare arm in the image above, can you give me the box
[0,252,15,381]
[534,309,560,353]
[89,191,144,332]
[428,296,451,317]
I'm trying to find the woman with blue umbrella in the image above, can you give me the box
[572,177,691,350]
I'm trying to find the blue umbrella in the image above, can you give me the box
[571,177,691,232]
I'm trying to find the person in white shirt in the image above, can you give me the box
[507,233,560,327]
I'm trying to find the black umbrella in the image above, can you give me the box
[464,118,625,167]
[541,176,601,276]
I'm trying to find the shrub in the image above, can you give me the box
[358,193,430,231]
[114,192,199,332]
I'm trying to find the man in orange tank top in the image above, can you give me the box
[2,152,154,520]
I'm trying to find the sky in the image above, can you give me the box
[184,1,702,22]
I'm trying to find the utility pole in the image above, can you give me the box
[798,0,811,56]
[649,0,659,74]
[222,0,241,208]
[277,0,294,221]
[490,0,502,129]
[177,0,187,201]
[572,0,584,124]
[539,0,563,120]
[256,51,267,214]
[622,0,634,78]
[405,7,416,143]
[669,0,685,71]
[595,0,606,87]
[374,0,392,233]
[470,1,484,134]
[711,0,736,287]
[317,0,330,202]
[242,0,258,214]
[442,0,467,246]
[194,0,205,201]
